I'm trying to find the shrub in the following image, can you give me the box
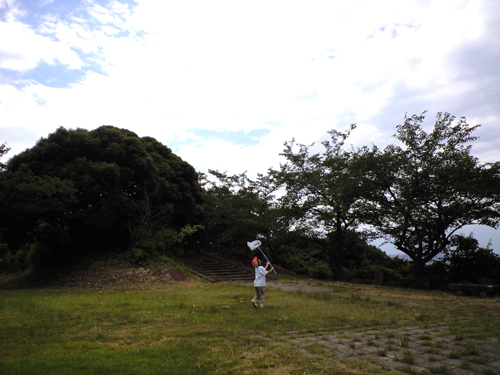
[310,260,333,279]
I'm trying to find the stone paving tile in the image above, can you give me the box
[378,360,404,371]
[361,345,380,354]
[288,327,500,374]
[440,358,463,368]
[445,368,473,375]
[488,360,500,369]
[466,362,496,374]
[484,365,500,374]
[482,343,500,353]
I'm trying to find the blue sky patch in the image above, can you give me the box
[4,61,88,88]
[189,128,271,147]
[166,128,271,153]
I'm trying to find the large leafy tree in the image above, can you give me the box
[1,126,202,266]
[363,112,500,275]
[273,125,377,277]
[200,170,283,257]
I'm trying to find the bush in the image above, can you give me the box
[124,224,206,266]
[284,255,310,276]
[310,260,333,280]
[432,234,500,284]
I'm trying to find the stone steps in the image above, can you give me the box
[182,253,255,283]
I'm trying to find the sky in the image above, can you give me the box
[1,0,499,255]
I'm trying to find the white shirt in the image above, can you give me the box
[254,266,267,287]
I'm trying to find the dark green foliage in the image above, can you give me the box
[0,127,203,269]
[0,165,76,269]
[200,170,261,249]
[3,110,498,286]
[273,234,328,277]
[0,142,10,170]
[270,230,406,282]
[361,112,500,275]
[433,234,500,283]
[199,170,285,262]
[273,125,378,276]
[339,231,410,285]
[264,112,500,282]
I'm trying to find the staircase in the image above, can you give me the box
[181,253,255,282]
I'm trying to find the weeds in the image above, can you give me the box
[460,360,471,369]
[427,364,450,374]
[428,354,440,362]
[419,334,432,340]
[459,342,480,356]
[469,356,487,364]
[385,300,401,308]
[414,312,427,321]
[424,347,439,354]
[399,336,410,348]
[421,339,432,346]
[305,342,328,355]
[433,339,447,349]
[397,365,420,374]
[447,350,461,359]
[396,349,415,364]
[455,333,465,341]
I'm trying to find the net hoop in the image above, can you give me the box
[247,240,261,251]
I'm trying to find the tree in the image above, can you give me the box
[439,234,500,283]
[363,112,500,275]
[273,125,377,278]
[1,126,203,267]
[0,164,76,269]
[0,142,10,170]
[199,170,282,257]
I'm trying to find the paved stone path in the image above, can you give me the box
[288,326,500,374]
[264,281,500,374]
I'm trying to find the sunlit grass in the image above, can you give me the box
[1,279,499,374]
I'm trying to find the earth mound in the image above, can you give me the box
[0,260,177,290]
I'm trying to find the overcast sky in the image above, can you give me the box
[1,0,499,254]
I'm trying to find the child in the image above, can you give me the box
[251,257,274,308]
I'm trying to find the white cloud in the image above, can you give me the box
[0,0,25,22]
[38,19,100,55]
[1,0,499,169]
[0,19,84,71]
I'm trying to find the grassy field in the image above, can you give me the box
[1,278,499,374]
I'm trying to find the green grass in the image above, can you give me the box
[1,279,499,374]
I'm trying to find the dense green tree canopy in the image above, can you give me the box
[272,125,378,276]
[2,111,498,284]
[439,234,500,283]
[199,170,284,254]
[0,126,202,267]
[362,112,500,273]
